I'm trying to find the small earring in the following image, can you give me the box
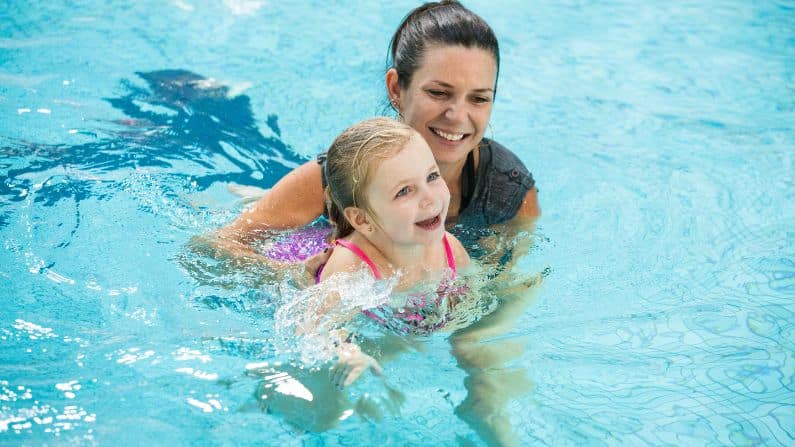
[391,99,403,121]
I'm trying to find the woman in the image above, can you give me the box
[219,4,542,444]
[218,1,539,251]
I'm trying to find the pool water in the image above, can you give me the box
[2,0,794,445]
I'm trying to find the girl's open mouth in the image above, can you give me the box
[415,215,442,230]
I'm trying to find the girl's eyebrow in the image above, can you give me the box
[389,164,437,193]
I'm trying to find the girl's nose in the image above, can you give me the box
[416,185,431,207]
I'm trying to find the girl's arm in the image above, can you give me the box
[329,339,382,388]
[311,252,384,388]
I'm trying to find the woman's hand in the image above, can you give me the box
[329,342,382,389]
[303,246,334,281]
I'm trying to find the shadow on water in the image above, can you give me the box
[0,69,305,226]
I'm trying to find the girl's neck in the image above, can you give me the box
[348,231,440,285]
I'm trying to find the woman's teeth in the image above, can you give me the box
[432,128,465,141]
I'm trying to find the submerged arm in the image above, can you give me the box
[298,273,383,389]
[217,160,326,247]
[476,187,540,278]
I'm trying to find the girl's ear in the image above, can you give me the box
[343,206,370,233]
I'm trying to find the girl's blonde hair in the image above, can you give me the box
[324,117,416,239]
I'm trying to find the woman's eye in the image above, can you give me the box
[427,89,447,98]
[395,186,410,198]
[427,172,440,182]
[472,96,491,104]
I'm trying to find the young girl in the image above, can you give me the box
[255,117,537,440]
[313,117,470,388]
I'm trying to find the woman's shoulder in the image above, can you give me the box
[480,138,534,187]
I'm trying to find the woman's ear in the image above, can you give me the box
[386,68,401,110]
[343,206,370,233]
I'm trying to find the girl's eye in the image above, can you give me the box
[471,96,492,104]
[427,89,447,98]
[395,186,410,198]
[427,172,440,182]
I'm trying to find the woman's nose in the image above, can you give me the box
[443,99,467,122]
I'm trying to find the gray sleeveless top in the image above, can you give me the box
[454,138,535,228]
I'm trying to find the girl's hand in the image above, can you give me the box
[329,342,382,388]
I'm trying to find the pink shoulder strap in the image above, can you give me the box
[336,236,455,280]
[443,233,457,278]
[335,239,383,279]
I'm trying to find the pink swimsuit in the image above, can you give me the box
[317,235,461,335]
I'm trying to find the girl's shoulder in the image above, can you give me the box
[318,239,379,282]
[445,231,471,269]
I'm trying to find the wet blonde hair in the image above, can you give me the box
[324,117,416,239]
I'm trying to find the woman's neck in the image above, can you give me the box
[438,147,479,219]
[438,157,466,191]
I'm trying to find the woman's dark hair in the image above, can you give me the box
[388,1,500,98]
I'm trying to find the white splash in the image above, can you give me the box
[223,0,264,15]
[55,380,81,399]
[45,269,75,285]
[113,347,155,365]
[173,0,194,11]
[186,397,216,413]
[12,319,57,340]
[174,367,218,381]
[173,347,212,363]
[273,269,396,366]
[261,371,313,402]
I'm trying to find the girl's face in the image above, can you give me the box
[390,45,497,168]
[364,134,450,247]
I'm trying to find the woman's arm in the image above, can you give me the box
[474,186,540,278]
[516,186,540,219]
[217,160,326,245]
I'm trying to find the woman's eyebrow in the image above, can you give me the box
[429,80,494,93]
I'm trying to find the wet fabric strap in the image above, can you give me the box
[334,239,383,279]
[328,235,458,332]
[334,235,456,279]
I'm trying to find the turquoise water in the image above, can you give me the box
[2,1,794,445]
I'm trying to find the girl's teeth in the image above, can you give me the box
[433,128,464,141]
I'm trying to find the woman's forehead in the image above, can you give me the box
[412,45,497,84]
